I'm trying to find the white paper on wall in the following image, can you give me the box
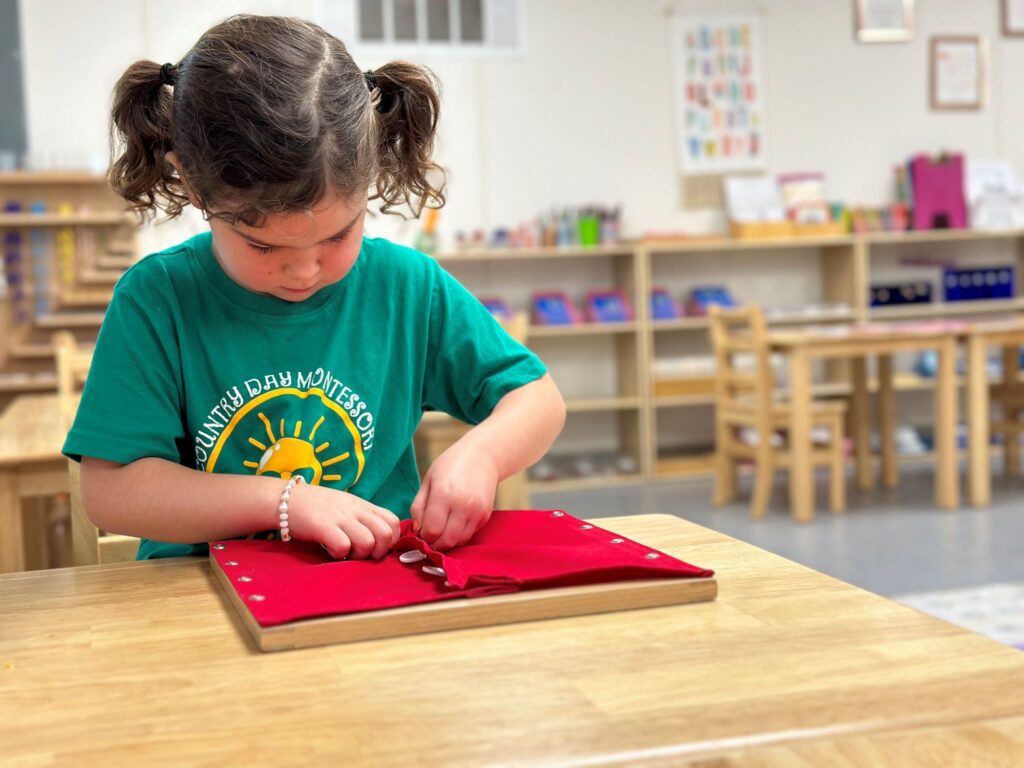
[672,12,767,176]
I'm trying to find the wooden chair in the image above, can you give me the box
[708,306,847,519]
[53,332,140,565]
[413,312,531,510]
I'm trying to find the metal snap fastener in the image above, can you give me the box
[422,565,447,577]
[238,576,253,582]
[644,553,660,559]
[212,543,226,550]
[610,538,624,544]
[248,594,266,602]
[552,511,565,517]
[580,524,593,530]
[225,561,239,566]
[399,550,427,564]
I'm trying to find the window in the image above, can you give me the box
[315,0,523,55]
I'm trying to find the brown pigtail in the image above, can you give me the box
[370,61,446,216]
[108,60,189,220]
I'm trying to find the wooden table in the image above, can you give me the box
[771,324,960,522]
[0,393,69,573]
[4,515,1024,766]
[963,316,1024,508]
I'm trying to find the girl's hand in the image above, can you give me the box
[410,441,498,551]
[284,482,401,560]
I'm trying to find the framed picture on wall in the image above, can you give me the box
[854,0,914,43]
[1003,0,1024,36]
[930,36,985,111]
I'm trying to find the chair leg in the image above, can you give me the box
[714,422,738,506]
[751,446,774,519]
[829,416,847,514]
[1007,411,1021,477]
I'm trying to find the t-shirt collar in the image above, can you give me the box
[187,231,358,316]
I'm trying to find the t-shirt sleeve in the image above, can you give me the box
[62,271,187,465]
[421,263,547,425]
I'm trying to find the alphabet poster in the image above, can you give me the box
[674,13,766,174]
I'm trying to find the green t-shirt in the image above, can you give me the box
[63,232,546,560]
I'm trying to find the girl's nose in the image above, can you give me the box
[284,254,320,280]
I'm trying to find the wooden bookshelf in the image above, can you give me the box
[435,228,1024,490]
[0,172,137,407]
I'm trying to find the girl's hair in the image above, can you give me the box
[109,14,444,225]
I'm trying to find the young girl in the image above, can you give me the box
[63,14,566,561]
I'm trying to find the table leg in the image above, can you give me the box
[850,356,874,491]
[935,337,960,509]
[966,334,991,507]
[788,349,814,523]
[0,472,25,573]
[878,354,898,489]
[1002,346,1020,477]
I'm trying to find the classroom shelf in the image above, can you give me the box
[644,235,854,253]
[78,270,122,286]
[529,321,637,338]
[0,171,108,185]
[435,243,634,263]
[0,172,137,412]
[651,310,854,332]
[0,373,58,393]
[59,290,114,308]
[34,312,106,329]
[0,213,132,227]
[869,299,1024,321]
[863,229,1024,245]
[565,397,642,412]
[95,255,135,270]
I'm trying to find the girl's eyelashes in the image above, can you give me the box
[245,231,349,255]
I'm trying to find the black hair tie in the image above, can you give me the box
[159,62,176,87]
[364,70,377,92]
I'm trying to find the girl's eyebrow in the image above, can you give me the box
[233,211,363,247]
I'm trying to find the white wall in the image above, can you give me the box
[16,0,1024,251]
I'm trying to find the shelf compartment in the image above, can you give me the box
[0,213,132,227]
[529,321,637,338]
[869,299,1023,321]
[35,312,106,329]
[435,244,633,262]
[566,397,641,412]
[652,310,854,333]
[0,372,58,393]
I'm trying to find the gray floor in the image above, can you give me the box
[533,464,1024,597]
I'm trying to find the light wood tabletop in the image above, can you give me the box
[770,323,961,522]
[0,393,71,572]
[3,514,1024,766]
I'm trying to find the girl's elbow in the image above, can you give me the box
[79,459,121,532]
[548,378,568,428]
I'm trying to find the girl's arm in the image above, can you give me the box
[80,457,401,559]
[411,373,567,550]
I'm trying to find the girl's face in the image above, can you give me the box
[207,192,367,303]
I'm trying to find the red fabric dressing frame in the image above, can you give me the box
[211,510,713,628]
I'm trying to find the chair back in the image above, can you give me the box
[53,331,90,430]
[707,305,774,428]
[54,332,139,565]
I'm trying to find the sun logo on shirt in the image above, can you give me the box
[242,413,349,485]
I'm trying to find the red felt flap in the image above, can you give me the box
[211,510,713,628]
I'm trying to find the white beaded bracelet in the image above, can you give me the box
[278,475,305,543]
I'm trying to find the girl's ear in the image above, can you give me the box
[164,151,203,209]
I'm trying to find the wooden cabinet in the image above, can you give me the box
[437,230,1024,494]
[0,172,137,408]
